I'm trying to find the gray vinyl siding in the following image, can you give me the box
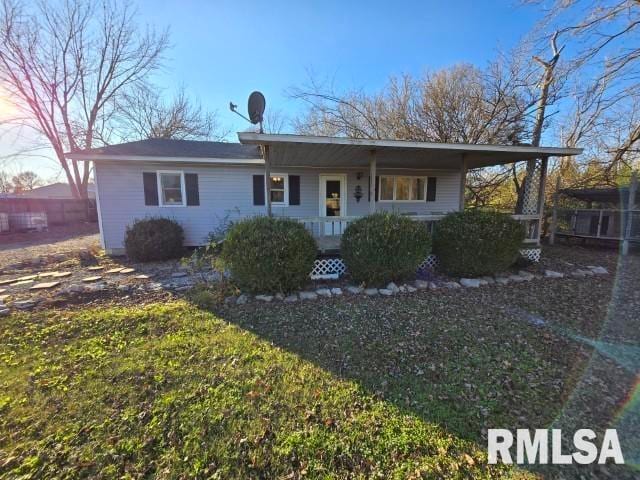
[94,161,462,252]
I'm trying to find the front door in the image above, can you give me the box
[319,174,347,235]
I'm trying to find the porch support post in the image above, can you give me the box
[369,150,377,214]
[535,157,549,245]
[622,171,637,255]
[550,176,560,245]
[459,154,467,211]
[263,144,272,217]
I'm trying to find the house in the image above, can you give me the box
[66,134,581,268]
[19,182,96,199]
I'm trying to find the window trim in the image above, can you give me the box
[157,170,186,207]
[378,175,427,202]
[267,173,289,206]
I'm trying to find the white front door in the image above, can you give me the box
[319,174,347,235]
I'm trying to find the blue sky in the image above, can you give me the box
[0,0,541,179]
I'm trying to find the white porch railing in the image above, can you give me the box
[296,213,541,251]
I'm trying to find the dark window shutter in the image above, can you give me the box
[143,172,158,206]
[289,175,300,205]
[426,177,437,202]
[185,173,199,206]
[253,175,265,205]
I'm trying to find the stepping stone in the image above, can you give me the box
[87,266,104,271]
[120,268,135,274]
[0,279,16,286]
[52,272,72,278]
[38,272,59,278]
[11,280,34,286]
[30,281,61,290]
[133,274,150,279]
[0,288,4,294]
[17,274,38,281]
[13,300,36,310]
[105,267,124,274]
[82,276,103,283]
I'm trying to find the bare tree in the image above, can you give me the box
[113,86,227,142]
[0,0,169,198]
[0,171,12,193]
[11,170,42,193]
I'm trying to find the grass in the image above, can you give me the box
[0,245,638,479]
[0,302,524,479]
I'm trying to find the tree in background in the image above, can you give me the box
[113,86,228,142]
[10,170,42,193]
[0,0,168,198]
[0,171,12,193]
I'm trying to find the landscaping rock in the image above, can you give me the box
[544,270,564,278]
[406,285,417,293]
[495,277,510,285]
[171,272,188,278]
[117,285,132,292]
[330,287,343,296]
[11,280,35,287]
[134,274,151,280]
[398,285,407,293]
[480,276,495,284]
[443,282,461,289]
[589,266,608,275]
[87,266,104,271]
[284,294,298,303]
[386,282,400,293]
[13,300,36,310]
[299,291,318,300]
[508,274,527,283]
[571,270,588,278]
[316,288,332,297]
[85,283,107,292]
[346,286,363,295]
[120,268,135,274]
[255,294,273,303]
[518,270,535,281]
[236,294,249,305]
[414,279,429,289]
[275,293,285,301]
[428,282,439,290]
[460,278,481,288]
[364,288,379,296]
[379,288,394,296]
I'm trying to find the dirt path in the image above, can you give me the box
[0,223,100,270]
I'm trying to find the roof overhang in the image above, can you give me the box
[66,153,264,165]
[238,133,582,169]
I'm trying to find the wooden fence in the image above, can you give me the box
[0,198,97,226]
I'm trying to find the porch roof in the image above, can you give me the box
[237,133,582,169]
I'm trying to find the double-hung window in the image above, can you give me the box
[269,175,288,205]
[158,171,186,206]
[379,176,426,201]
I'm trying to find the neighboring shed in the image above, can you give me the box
[550,174,639,254]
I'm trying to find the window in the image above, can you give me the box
[158,171,185,206]
[269,175,288,205]
[379,175,426,201]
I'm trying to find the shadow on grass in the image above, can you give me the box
[197,253,640,479]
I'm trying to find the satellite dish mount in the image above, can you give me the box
[230,91,266,133]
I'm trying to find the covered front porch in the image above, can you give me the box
[238,133,582,253]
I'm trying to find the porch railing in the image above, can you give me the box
[296,213,541,250]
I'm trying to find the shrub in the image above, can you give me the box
[340,212,432,285]
[124,217,185,262]
[432,210,525,277]
[221,216,317,293]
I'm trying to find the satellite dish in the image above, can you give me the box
[248,91,266,125]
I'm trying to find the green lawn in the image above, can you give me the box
[0,302,526,479]
[1,246,638,479]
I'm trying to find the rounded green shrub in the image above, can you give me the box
[124,217,185,262]
[433,210,525,277]
[221,216,317,293]
[340,212,432,285]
